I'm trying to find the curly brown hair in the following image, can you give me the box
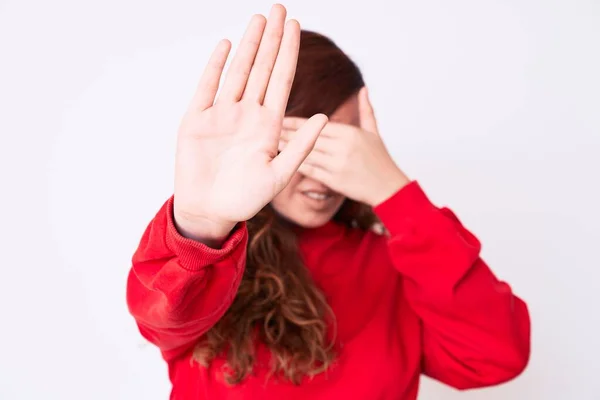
[193,30,379,385]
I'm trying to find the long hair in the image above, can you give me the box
[193,30,380,385]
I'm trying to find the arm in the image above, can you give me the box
[374,181,531,390]
[126,196,247,361]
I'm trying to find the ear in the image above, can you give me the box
[358,86,379,135]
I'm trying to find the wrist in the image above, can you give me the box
[366,169,410,207]
[173,211,237,247]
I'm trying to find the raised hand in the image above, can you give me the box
[279,87,409,207]
[173,5,328,243]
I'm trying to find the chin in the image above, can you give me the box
[270,194,346,229]
[293,214,334,229]
[272,208,338,229]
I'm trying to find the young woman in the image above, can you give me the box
[126,5,530,399]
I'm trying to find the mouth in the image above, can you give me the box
[302,190,333,201]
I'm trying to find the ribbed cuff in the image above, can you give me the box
[164,196,247,271]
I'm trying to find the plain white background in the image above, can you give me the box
[1,0,599,398]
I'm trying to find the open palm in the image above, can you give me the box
[174,5,327,235]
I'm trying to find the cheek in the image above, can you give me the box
[271,173,302,212]
[331,196,347,214]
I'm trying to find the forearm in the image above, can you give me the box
[408,256,530,388]
[374,182,531,388]
[126,196,247,355]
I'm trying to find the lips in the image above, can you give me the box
[303,191,331,200]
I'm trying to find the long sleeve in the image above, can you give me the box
[373,182,531,390]
[126,196,248,361]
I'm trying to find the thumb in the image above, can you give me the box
[270,114,328,191]
[358,86,379,135]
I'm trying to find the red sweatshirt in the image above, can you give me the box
[127,181,530,399]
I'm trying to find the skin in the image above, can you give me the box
[270,95,360,228]
[173,3,409,245]
[275,87,410,228]
[173,5,329,247]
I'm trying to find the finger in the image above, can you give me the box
[243,4,286,103]
[282,116,308,130]
[358,86,379,134]
[217,14,267,102]
[280,127,305,143]
[285,117,347,139]
[279,128,293,142]
[303,149,331,168]
[280,130,335,154]
[263,19,301,118]
[297,163,332,186]
[311,135,336,154]
[270,113,328,191]
[278,139,286,153]
[189,39,231,111]
[278,138,331,158]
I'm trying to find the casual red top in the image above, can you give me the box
[127,181,530,399]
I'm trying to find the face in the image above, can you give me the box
[271,94,360,228]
